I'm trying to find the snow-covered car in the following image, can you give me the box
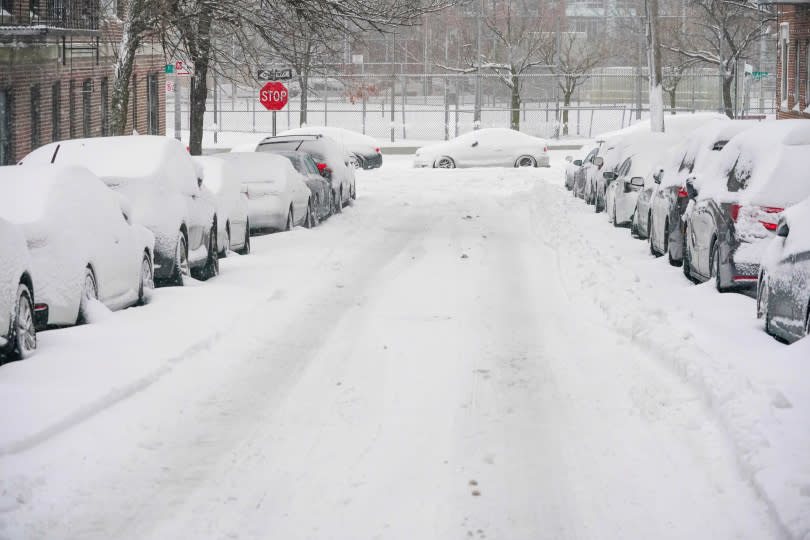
[0,165,155,328]
[192,156,251,256]
[255,134,356,210]
[0,218,38,362]
[604,133,681,228]
[20,136,219,285]
[638,120,759,264]
[566,143,602,194]
[221,152,314,231]
[280,126,382,169]
[682,120,810,291]
[413,128,550,169]
[757,196,810,343]
[263,150,333,224]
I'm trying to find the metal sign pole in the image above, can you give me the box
[272,111,277,136]
[174,74,181,140]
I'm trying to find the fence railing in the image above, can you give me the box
[167,71,777,143]
[0,0,99,30]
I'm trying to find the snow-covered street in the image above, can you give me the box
[1,154,807,540]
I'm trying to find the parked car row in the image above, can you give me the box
[565,116,810,344]
[1,131,360,364]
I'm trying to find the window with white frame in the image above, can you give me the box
[806,41,810,108]
[795,41,801,107]
[780,39,789,106]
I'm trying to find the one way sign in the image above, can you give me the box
[257,68,293,81]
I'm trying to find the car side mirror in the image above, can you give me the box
[685,179,698,199]
[197,177,203,188]
[472,141,479,148]
[573,159,583,166]
[653,169,663,184]
[593,156,604,168]
[565,155,573,163]
[629,176,645,188]
[776,218,790,238]
[603,171,617,181]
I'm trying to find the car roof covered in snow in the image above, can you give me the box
[213,152,297,184]
[698,119,810,206]
[280,126,377,151]
[597,112,728,141]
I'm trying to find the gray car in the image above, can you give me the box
[268,150,334,224]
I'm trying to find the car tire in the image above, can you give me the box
[682,230,694,281]
[350,183,356,200]
[196,227,220,281]
[649,221,660,256]
[803,302,810,338]
[285,206,294,231]
[236,221,251,255]
[6,284,36,362]
[168,232,190,286]
[313,195,321,226]
[333,190,342,214]
[77,266,98,324]
[611,201,620,228]
[436,156,455,169]
[516,155,536,168]
[710,240,726,292]
[665,221,680,267]
[304,200,315,229]
[759,275,772,334]
[219,223,230,259]
[137,252,154,306]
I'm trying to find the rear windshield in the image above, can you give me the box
[259,140,329,163]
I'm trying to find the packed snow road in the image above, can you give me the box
[0,155,800,539]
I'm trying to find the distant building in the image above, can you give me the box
[0,0,165,165]
[762,0,810,118]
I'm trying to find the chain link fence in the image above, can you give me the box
[166,69,777,144]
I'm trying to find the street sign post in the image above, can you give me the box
[259,81,288,136]
[257,68,293,81]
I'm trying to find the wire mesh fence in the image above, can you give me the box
[166,69,777,144]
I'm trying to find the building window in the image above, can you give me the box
[780,40,789,106]
[0,89,13,165]
[131,74,137,133]
[51,82,61,142]
[100,77,109,136]
[795,42,801,107]
[30,84,41,150]
[82,78,92,137]
[806,41,810,108]
[147,72,159,135]
[69,79,76,138]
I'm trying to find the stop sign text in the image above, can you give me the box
[260,82,288,111]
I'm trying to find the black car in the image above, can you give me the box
[257,134,356,211]
[266,150,334,223]
[757,201,810,343]
[682,120,810,291]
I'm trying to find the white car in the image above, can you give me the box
[20,136,219,285]
[193,156,251,256]
[0,218,38,362]
[413,128,550,169]
[0,165,155,327]
[280,126,382,169]
[223,152,314,232]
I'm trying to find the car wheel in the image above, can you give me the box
[137,253,154,306]
[803,302,810,338]
[7,284,36,361]
[665,221,680,267]
[312,195,321,226]
[195,227,220,281]
[710,240,726,292]
[351,183,356,200]
[436,156,455,169]
[77,266,98,324]
[759,275,772,333]
[612,200,620,227]
[304,200,315,229]
[682,230,693,281]
[516,155,536,168]
[219,223,230,258]
[333,189,343,214]
[236,221,251,255]
[649,221,660,256]
[168,232,190,286]
[285,206,294,231]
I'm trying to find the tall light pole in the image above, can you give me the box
[474,0,483,129]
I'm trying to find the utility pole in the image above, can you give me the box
[474,0,483,129]
[646,0,664,132]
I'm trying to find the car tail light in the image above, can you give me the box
[543,146,547,153]
[33,303,48,312]
[375,148,380,153]
[677,187,689,198]
[317,163,327,173]
[730,204,783,231]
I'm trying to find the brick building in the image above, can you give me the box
[0,0,166,165]
[763,0,810,118]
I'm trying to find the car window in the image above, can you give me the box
[298,141,329,163]
[281,154,306,174]
[586,149,598,162]
[726,155,748,192]
[258,140,303,153]
[303,156,321,175]
[618,158,632,177]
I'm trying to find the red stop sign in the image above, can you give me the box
[259,81,288,111]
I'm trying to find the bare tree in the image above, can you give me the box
[540,31,606,136]
[666,0,774,118]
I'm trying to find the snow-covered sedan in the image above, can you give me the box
[222,152,314,232]
[0,165,154,328]
[280,126,382,169]
[682,120,810,291]
[20,136,219,285]
[0,218,38,362]
[413,128,550,169]
[757,196,810,343]
[193,156,251,256]
[263,150,333,224]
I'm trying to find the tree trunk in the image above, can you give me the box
[298,72,308,126]
[562,92,572,136]
[510,72,520,131]
[186,9,213,156]
[722,74,734,119]
[669,89,677,114]
[110,38,139,136]
[645,0,664,132]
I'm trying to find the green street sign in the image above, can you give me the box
[165,64,174,74]
[751,71,768,80]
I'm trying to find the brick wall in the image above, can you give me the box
[776,4,810,119]
[0,29,165,164]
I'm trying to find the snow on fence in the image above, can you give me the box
[166,71,777,143]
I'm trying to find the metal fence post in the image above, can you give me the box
[390,74,395,143]
[589,109,594,137]
[362,94,367,135]
[401,74,407,140]
[324,76,328,126]
[444,76,449,141]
